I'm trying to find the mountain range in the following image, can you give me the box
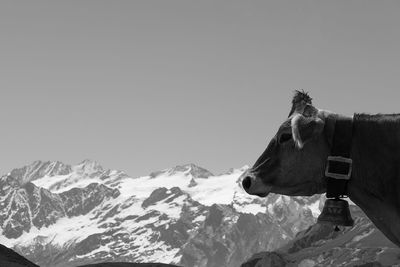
[0,160,399,267]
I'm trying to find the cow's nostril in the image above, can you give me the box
[242,176,252,191]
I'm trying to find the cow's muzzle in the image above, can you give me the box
[240,171,271,197]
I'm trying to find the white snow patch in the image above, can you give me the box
[193,215,206,223]
[147,195,186,219]
[308,200,321,217]
[116,168,248,207]
[235,203,265,214]
[32,164,252,211]
[267,204,274,214]
[75,244,110,259]
[0,215,102,248]
[32,174,102,193]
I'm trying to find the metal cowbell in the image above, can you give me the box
[317,198,354,227]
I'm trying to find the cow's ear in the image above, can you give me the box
[291,114,324,149]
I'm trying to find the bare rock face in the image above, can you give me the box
[0,175,120,240]
[241,206,400,267]
[10,160,73,184]
[23,182,65,229]
[60,183,120,217]
[0,176,33,238]
[179,204,291,267]
[142,187,184,209]
[0,175,65,238]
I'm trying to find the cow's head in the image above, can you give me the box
[242,91,333,197]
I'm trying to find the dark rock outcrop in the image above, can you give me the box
[60,183,120,217]
[0,243,39,267]
[180,204,291,267]
[142,187,184,209]
[0,175,119,239]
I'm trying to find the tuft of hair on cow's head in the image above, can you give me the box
[288,90,313,117]
[287,90,324,149]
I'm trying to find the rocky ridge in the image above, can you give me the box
[0,160,321,267]
[242,206,400,267]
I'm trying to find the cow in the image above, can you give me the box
[241,90,400,247]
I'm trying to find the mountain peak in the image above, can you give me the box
[9,160,72,184]
[74,159,103,175]
[149,163,214,179]
[222,165,249,176]
[184,163,214,178]
[78,159,101,166]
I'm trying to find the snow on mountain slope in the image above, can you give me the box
[31,161,321,218]
[30,160,128,193]
[1,160,323,267]
[30,161,265,213]
[116,165,252,206]
[149,163,214,179]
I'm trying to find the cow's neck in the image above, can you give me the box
[339,114,400,247]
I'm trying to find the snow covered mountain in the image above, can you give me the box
[0,160,323,267]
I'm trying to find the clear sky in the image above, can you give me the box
[1,1,400,177]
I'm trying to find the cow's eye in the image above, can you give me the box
[278,133,292,144]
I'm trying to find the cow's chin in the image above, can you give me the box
[254,192,270,197]
[271,181,322,197]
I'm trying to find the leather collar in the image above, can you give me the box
[325,115,354,198]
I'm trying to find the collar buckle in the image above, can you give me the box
[325,156,352,180]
